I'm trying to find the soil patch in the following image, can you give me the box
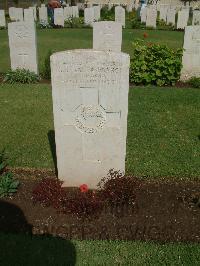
[1,169,200,243]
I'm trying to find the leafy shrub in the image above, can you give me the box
[65,17,84,28]
[32,178,103,217]
[32,178,66,209]
[130,39,183,86]
[98,169,139,206]
[3,69,40,84]
[188,77,200,88]
[41,50,53,80]
[38,20,51,29]
[132,18,142,29]
[0,172,20,198]
[101,6,115,21]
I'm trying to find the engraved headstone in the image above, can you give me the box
[177,9,189,29]
[115,6,125,28]
[181,26,200,80]
[8,22,38,74]
[193,10,200,25]
[14,8,24,22]
[39,6,48,23]
[140,7,147,23]
[167,8,176,25]
[29,6,37,21]
[93,21,122,52]
[84,7,94,26]
[24,8,34,23]
[93,6,100,21]
[51,49,130,188]
[9,7,16,21]
[159,5,168,22]
[0,10,6,27]
[72,6,79,18]
[54,8,64,26]
[64,7,72,20]
[146,6,157,28]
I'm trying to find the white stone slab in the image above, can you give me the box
[140,7,147,23]
[24,8,34,23]
[167,8,176,25]
[51,49,130,188]
[0,10,6,27]
[64,7,72,20]
[177,9,189,29]
[8,22,38,74]
[115,6,125,28]
[39,6,48,23]
[54,8,64,26]
[93,6,100,21]
[159,5,168,22]
[93,21,122,52]
[9,7,16,21]
[29,7,37,21]
[181,26,200,80]
[14,8,24,22]
[72,6,79,18]
[84,7,94,26]
[146,7,157,28]
[193,10,200,26]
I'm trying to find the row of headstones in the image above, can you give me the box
[0,5,127,27]
[141,5,200,29]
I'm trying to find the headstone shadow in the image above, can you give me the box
[48,130,58,176]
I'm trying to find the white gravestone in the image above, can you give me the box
[29,7,37,21]
[140,7,147,23]
[146,7,157,28]
[72,6,79,18]
[14,8,24,22]
[51,49,130,188]
[181,26,200,81]
[9,7,16,21]
[24,9,34,23]
[93,21,122,52]
[159,5,168,22]
[115,6,125,28]
[39,6,48,23]
[177,9,189,29]
[193,10,200,25]
[64,7,72,20]
[0,10,6,27]
[93,6,100,21]
[167,8,176,25]
[54,8,64,27]
[8,22,38,74]
[84,8,94,26]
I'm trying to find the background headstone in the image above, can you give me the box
[93,6,100,21]
[140,7,147,23]
[51,49,130,188]
[29,6,37,21]
[39,6,48,23]
[24,8,34,23]
[64,7,72,20]
[181,26,200,80]
[193,10,200,25]
[115,6,125,28]
[177,9,189,29]
[93,21,122,52]
[14,8,23,22]
[146,6,157,28]
[54,8,64,27]
[9,7,15,21]
[72,6,79,18]
[84,7,94,26]
[167,8,176,25]
[0,10,6,27]
[8,22,38,74]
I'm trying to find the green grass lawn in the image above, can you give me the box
[0,84,199,179]
[0,233,200,265]
[0,28,184,73]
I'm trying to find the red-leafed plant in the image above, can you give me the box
[98,169,139,205]
[32,178,66,209]
[143,32,148,38]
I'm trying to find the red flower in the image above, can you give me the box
[80,184,88,193]
[143,32,148,38]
